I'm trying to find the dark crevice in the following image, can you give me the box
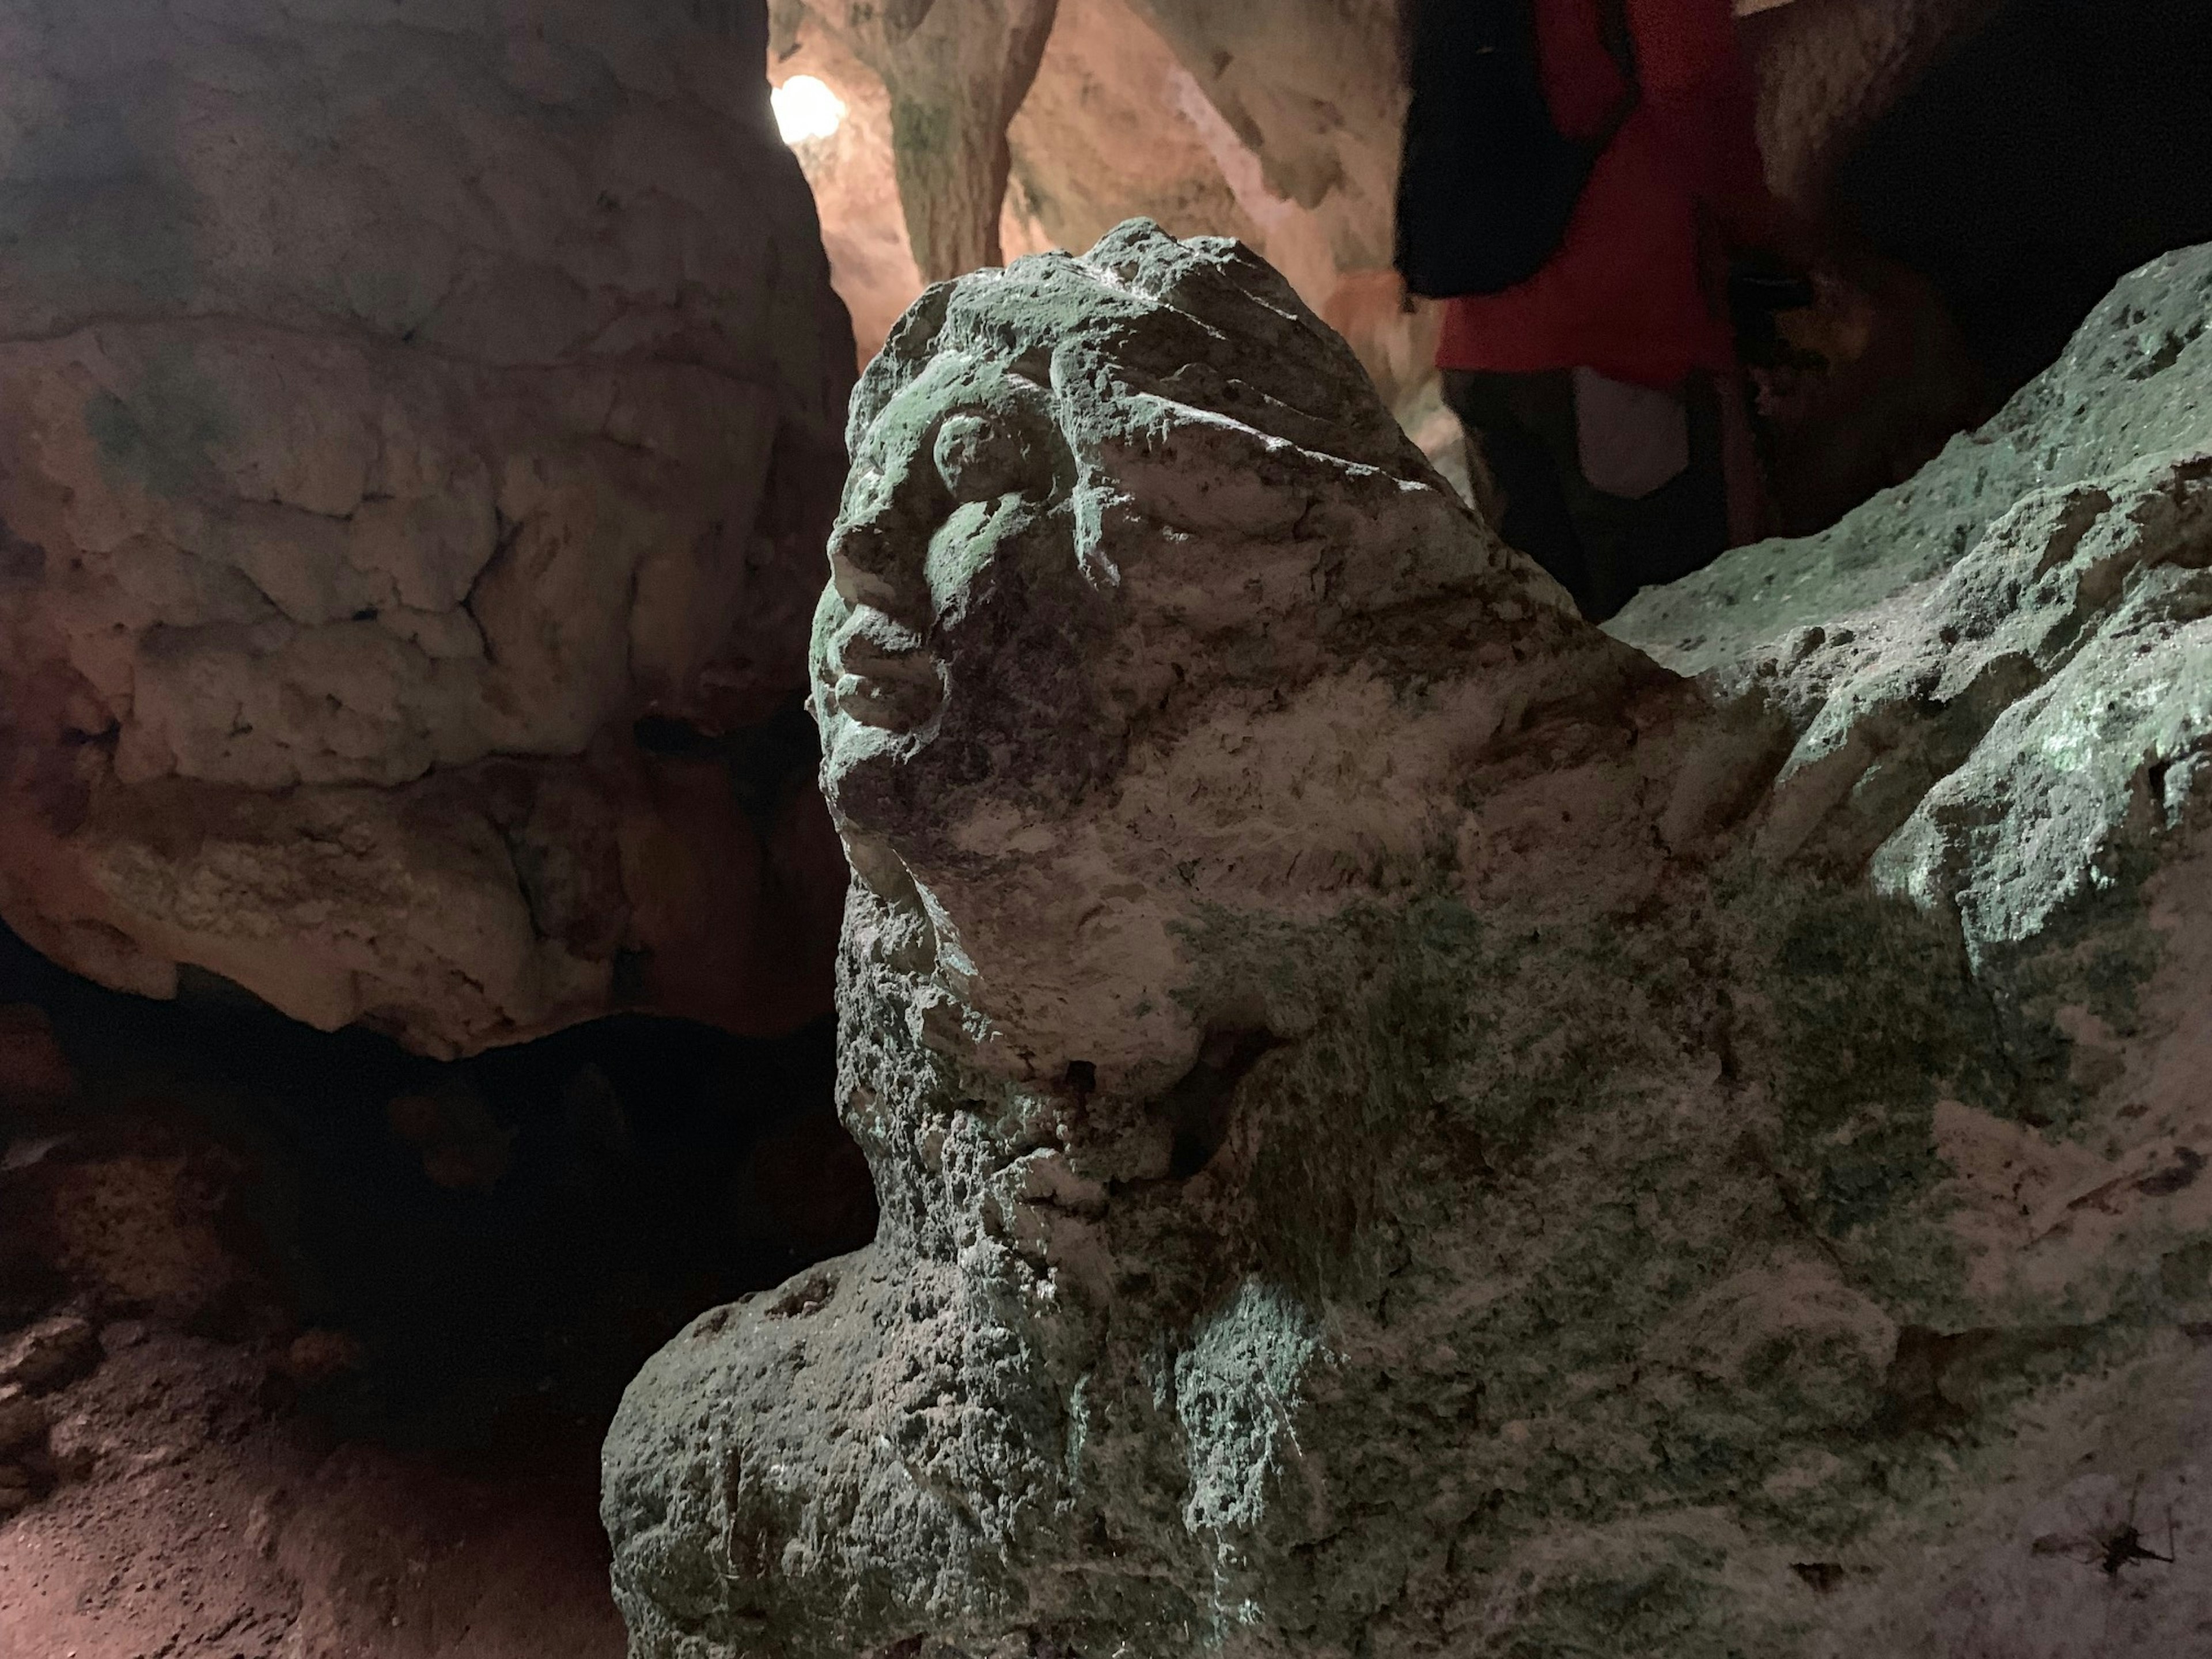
[0,918,873,1463]
[632,690,824,838]
[1839,0,2212,404]
[1153,1028,1282,1180]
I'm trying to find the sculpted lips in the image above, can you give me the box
[827,604,942,733]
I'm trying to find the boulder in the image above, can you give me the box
[605,225,2212,1656]
[1741,0,2008,207]
[0,0,853,1055]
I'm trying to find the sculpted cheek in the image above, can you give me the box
[926,499,1043,619]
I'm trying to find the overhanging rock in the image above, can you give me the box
[0,0,855,1054]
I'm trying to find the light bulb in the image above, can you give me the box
[772,76,846,147]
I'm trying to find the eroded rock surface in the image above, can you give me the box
[0,0,854,1054]
[0,911,873,1656]
[604,225,2212,1656]
[1742,0,2006,207]
[795,0,1062,281]
[1615,243,2212,673]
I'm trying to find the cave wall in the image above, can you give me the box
[1119,0,1405,276]
[788,0,1062,282]
[0,0,855,1057]
[771,0,2028,532]
[1740,0,2008,207]
[774,0,1404,387]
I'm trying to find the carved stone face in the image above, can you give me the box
[805,225,1552,1078]
[807,332,1135,1067]
[808,343,1107,893]
[813,351,1079,741]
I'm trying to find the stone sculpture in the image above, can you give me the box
[605,225,2212,1655]
[0,0,854,1054]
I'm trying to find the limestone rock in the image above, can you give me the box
[1741,0,2007,207]
[1004,0,1266,274]
[777,0,1392,399]
[606,226,2212,1655]
[798,0,1062,280]
[0,0,854,1054]
[1122,0,1404,273]
[1612,243,2212,676]
[0,1321,632,1656]
[0,1315,99,1395]
[0,1388,48,1457]
[772,25,933,366]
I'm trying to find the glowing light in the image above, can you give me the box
[772,76,846,146]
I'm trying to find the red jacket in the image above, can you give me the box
[1433,0,1772,388]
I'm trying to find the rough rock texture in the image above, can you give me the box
[0,912,872,1656]
[606,225,2212,1656]
[1615,243,2212,674]
[770,21,1058,367]
[792,0,1062,281]
[1121,0,1404,275]
[0,0,854,1055]
[770,0,1332,365]
[772,26,929,368]
[0,1322,629,1659]
[1740,0,2006,207]
[1003,0,1267,281]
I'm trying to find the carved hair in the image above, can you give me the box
[849,220,1437,489]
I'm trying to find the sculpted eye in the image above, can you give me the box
[933,414,1032,504]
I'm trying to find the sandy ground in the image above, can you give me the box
[0,1320,626,1659]
[0,945,872,1659]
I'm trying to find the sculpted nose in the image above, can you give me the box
[827,463,930,622]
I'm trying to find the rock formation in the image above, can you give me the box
[1615,242,2212,672]
[0,0,854,1055]
[0,907,870,1654]
[605,225,2212,1655]
[789,0,1063,281]
[1831,0,2212,406]
[1005,0,1271,287]
[770,25,935,367]
[1122,0,1404,274]
[1741,0,2007,209]
[772,0,2016,534]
